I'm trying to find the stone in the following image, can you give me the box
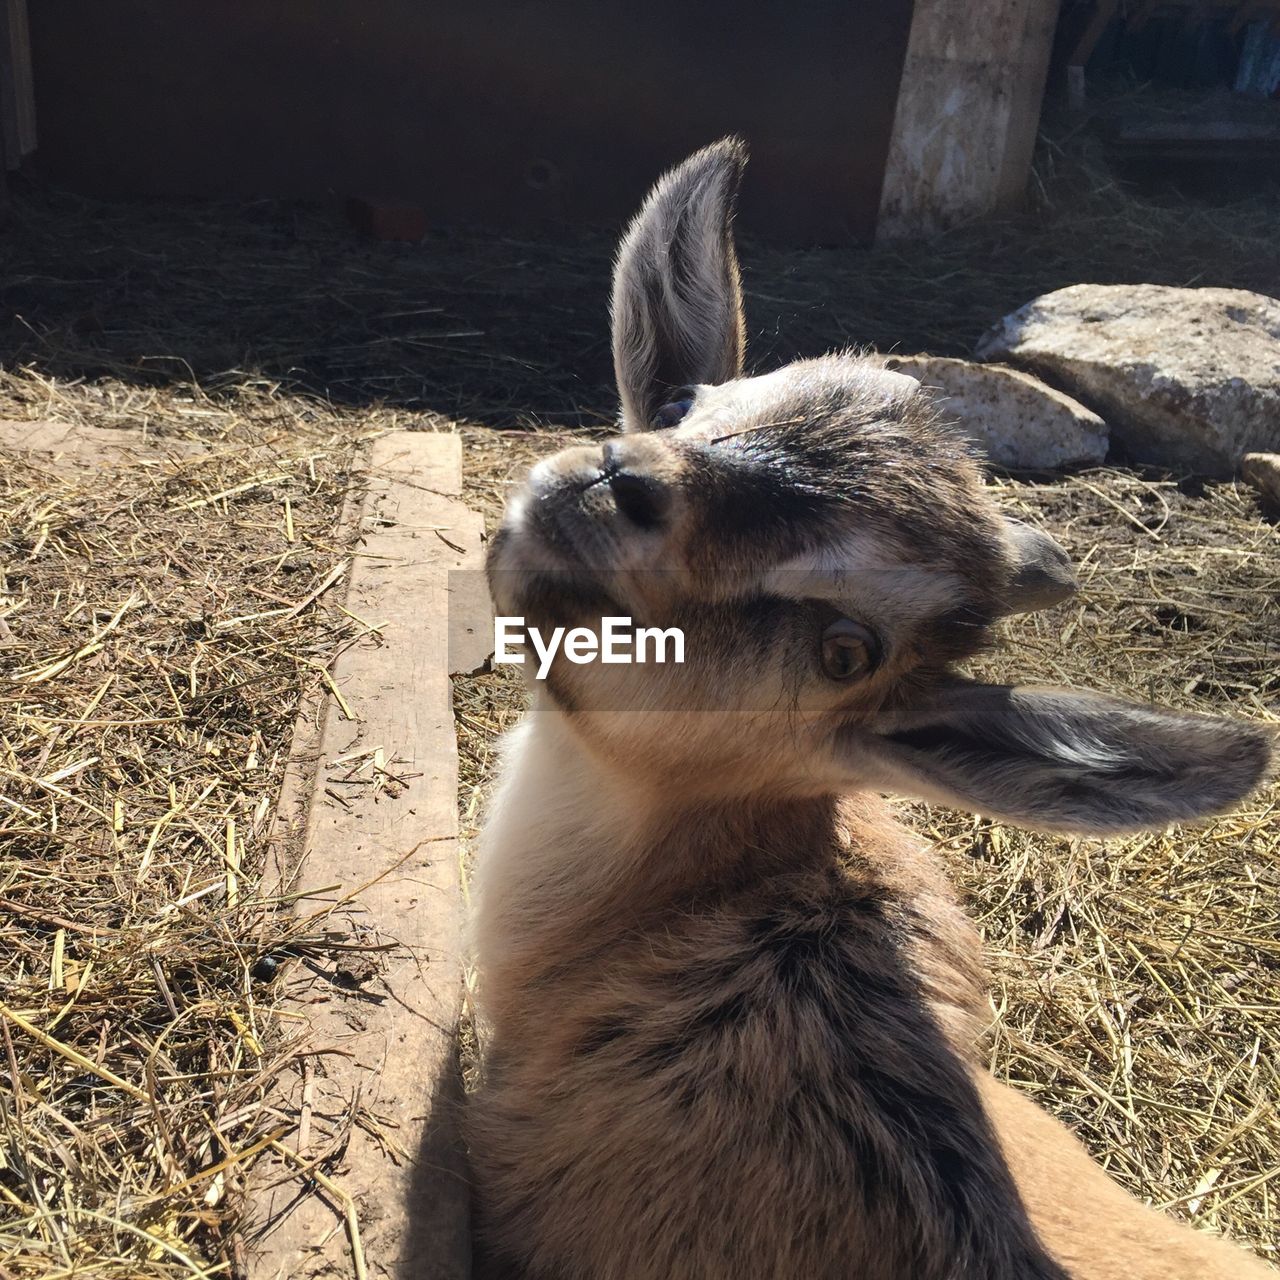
[884,354,1108,469]
[1241,452,1280,504]
[976,284,1280,474]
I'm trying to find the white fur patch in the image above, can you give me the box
[675,356,922,441]
[469,701,649,1021]
[765,533,962,629]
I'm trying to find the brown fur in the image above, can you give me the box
[473,790,1052,1279]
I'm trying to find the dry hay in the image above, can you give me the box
[0,369,390,1278]
[456,442,1280,1264]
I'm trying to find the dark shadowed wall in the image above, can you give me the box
[29,0,915,242]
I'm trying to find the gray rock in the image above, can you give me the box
[1241,452,1280,505]
[976,284,1280,474]
[886,354,1108,469]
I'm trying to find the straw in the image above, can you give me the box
[0,384,386,1278]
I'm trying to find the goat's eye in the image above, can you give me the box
[820,619,880,681]
[651,398,693,429]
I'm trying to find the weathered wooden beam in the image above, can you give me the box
[248,432,484,1280]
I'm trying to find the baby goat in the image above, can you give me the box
[468,139,1276,1279]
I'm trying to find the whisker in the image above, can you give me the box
[709,415,807,445]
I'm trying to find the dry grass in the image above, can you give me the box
[0,370,386,1278]
[457,445,1280,1261]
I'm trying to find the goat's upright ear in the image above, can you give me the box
[828,681,1274,836]
[611,138,748,431]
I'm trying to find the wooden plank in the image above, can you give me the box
[996,0,1061,206]
[0,419,196,461]
[247,431,483,1280]
[877,0,1061,240]
[0,0,36,164]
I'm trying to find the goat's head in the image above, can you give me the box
[488,139,1274,832]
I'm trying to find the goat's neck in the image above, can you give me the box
[473,696,956,1023]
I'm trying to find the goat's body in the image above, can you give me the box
[469,705,1271,1279]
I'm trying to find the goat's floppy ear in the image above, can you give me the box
[998,520,1077,615]
[834,682,1273,835]
[611,138,748,431]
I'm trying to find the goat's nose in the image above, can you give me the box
[602,442,671,531]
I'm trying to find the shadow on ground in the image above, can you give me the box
[3,131,1278,431]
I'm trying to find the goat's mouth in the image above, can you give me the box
[488,445,680,619]
[487,495,628,619]
[488,562,627,638]
[510,495,613,587]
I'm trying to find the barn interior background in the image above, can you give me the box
[1,2,1278,1279]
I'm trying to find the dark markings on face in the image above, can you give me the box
[507,572,620,636]
[690,593,803,654]
[685,445,841,565]
[493,358,1021,712]
[914,603,998,667]
[677,373,1016,621]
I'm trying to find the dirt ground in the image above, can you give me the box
[2,119,1279,1274]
